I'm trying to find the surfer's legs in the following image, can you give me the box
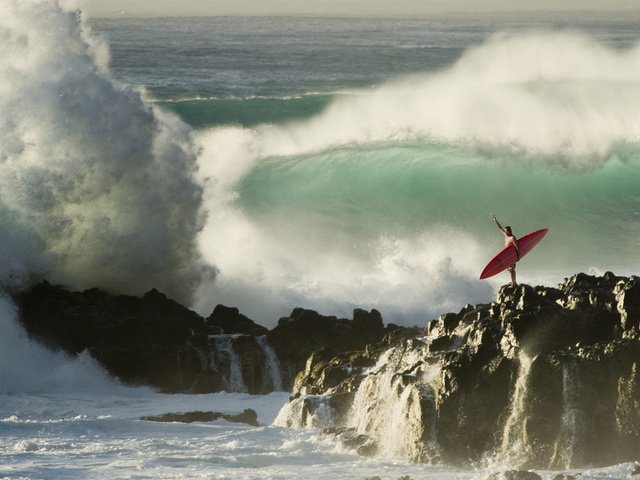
[508,265,517,287]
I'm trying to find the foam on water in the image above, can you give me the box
[193,31,640,325]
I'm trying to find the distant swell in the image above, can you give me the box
[157,94,333,129]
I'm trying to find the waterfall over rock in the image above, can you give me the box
[208,335,247,393]
[277,273,640,469]
[256,335,283,392]
[12,273,640,468]
[550,357,581,469]
[496,353,534,468]
[13,283,390,394]
[356,343,441,461]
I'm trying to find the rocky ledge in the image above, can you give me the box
[13,273,640,470]
[14,281,394,394]
[276,272,640,470]
[141,408,259,426]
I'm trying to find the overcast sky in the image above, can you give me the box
[79,0,640,17]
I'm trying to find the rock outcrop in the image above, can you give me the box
[275,273,640,470]
[141,408,259,426]
[206,305,268,336]
[16,282,212,393]
[266,307,389,388]
[14,273,640,469]
[14,282,393,394]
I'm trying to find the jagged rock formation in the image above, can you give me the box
[206,305,268,336]
[15,273,640,468]
[275,273,640,469]
[141,408,259,426]
[16,282,212,393]
[266,307,390,389]
[14,282,392,394]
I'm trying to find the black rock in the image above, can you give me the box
[551,474,578,480]
[15,281,209,393]
[279,274,640,469]
[206,304,268,336]
[487,472,542,480]
[141,408,259,426]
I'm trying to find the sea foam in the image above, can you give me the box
[193,30,640,325]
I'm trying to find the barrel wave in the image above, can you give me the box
[194,31,640,325]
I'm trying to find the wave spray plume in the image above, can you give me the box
[0,0,205,302]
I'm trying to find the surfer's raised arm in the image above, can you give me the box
[493,214,506,234]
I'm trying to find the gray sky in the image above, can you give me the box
[78,0,640,17]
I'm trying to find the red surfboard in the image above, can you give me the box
[480,228,548,280]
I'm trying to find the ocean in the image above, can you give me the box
[2,2,640,478]
[95,12,640,327]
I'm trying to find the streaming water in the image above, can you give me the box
[498,353,534,467]
[209,335,247,393]
[256,335,284,392]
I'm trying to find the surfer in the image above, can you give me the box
[493,214,520,287]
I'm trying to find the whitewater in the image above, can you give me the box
[2,1,640,478]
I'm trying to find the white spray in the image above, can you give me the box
[273,394,334,429]
[0,0,205,302]
[347,343,440,462]
[194,30,640,326]
[0,0,209,395]
[0,294,118,394]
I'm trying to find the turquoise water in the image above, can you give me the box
[237,141,640,267]
[156,94,333,128]
[89,13,640,323]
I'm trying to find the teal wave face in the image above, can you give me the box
[156,95,333,129]
[237,141,640,275]
[192,28,640,324]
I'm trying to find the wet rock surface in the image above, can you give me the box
[14,282,393,394]
[141,408,259,426]
[486,471,542,480]
[14,273,640,469]
[277,273,640,469]
[16,281,211,393]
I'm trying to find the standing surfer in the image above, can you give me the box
[493,214,520,287]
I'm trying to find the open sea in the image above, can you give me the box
[2,2,640,478]
[93,11,640,327]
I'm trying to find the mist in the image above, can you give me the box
[78,0,640,18]
[0,0,206,303]
[191,29,640,325]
